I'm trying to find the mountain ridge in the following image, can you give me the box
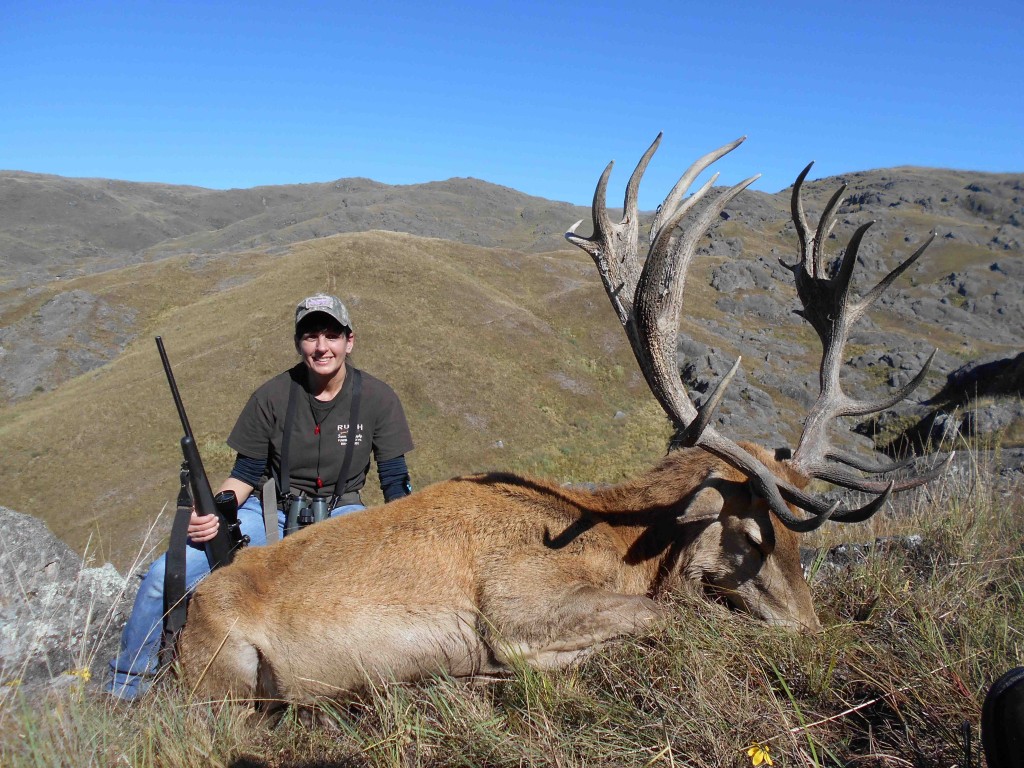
[3,165,1021,285]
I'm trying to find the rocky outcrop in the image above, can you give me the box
[0,290,137,400]
[0,506,136,696]
[857,354,1024,456]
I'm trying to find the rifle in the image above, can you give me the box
[156,336,248,570]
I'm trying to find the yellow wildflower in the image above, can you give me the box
[746,743,773,766]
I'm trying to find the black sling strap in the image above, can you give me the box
[278,372,303,496]
[161,464,193,659]
[333,368,362,498]
[279,365,363,501]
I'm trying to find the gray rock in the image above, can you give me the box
[697,235,744,259]
[0,506,136,696]
[961,400,1024,436]
[714,293,789,321]
[710,256,785,293]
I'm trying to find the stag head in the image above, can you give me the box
[680,444,821,629]
[566,135,951,622]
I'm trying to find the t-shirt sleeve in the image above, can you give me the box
[372,385,414,463]
[227,391,275,459]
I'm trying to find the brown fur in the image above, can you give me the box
[177,443,818,707]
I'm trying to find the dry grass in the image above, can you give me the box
[1,445,1020,767]
[0,232,677,569]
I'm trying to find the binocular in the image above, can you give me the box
[284,494,329,536]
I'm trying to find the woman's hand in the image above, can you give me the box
[188,511,220,543]
[187,477,253,544]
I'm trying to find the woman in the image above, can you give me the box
[107,294,414,700]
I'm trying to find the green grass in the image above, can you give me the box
[1,444,1020,767]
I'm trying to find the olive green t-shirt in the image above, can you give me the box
[227,363,413,497]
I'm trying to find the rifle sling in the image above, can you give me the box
[278,372,302,497]
[162,465,193,655]
[262,477,279,544]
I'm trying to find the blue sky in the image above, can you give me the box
[2,1,1021,208]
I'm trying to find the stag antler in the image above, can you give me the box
[782,164,953,519]
[566,136,947,531]
[568,136,836,531]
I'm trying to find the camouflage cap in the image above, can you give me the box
[295,294,352,330]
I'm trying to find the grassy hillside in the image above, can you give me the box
[0,231,678,569]
[0,171,587,289]
[2,159,1021,569]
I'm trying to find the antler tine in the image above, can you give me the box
[624,133,662,226]
[784,169,948,506]
[811,184,847,278]
[827,452,955,523]
[843,349,936,418]
[675,357,742,448]
[857,232,936,311]
[788,162,814,269]
[825,448,918,474]
[813,449,955,497]
[565,134,663,326]
[823,483,894,524]
[785,162,845,279]
[651,137,747,241]
[772,498,837,533]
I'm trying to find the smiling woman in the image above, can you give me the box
[105,292,416,701]
[296,312,355,389]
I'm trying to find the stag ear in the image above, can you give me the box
[678,483,726,523]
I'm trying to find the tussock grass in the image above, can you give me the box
[2,446,1020,767]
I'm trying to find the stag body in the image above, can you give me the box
[180,445,814,702]
[179,136,949,708]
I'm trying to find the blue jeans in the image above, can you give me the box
[106,495,364,700]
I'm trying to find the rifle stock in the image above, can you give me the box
[179,434,233,568]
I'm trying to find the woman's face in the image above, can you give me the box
[298,325,354,380]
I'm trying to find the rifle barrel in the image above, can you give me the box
[155,336,193,437]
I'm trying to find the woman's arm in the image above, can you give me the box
[377,454,412,502]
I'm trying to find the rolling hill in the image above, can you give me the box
[0,161,1021,569]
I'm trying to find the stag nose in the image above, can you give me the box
[799,613,823,633]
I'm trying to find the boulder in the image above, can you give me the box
[0,506,136,696]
